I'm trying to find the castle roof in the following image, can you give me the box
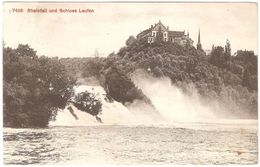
[136,28,151,38]
[168,31,185,38]
[152,21,167,31]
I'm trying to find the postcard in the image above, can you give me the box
[2,1,258,165]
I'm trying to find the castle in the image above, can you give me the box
[137,21,201,49]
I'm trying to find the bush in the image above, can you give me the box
[73,91,102,116]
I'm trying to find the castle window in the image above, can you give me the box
[148,37,152,43]
[164,33,167,37]
[164,38,167,41]
[152,32,156,36]
[148,37,154,43]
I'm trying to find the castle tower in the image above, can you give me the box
[197,29,202,50]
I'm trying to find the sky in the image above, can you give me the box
[3,2,258,58]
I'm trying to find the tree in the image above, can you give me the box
[224,39,231,61]
[82,57,104,78]
[104,67,148,104]
[73,91,102,116]
[235,50,257,75]
[209,46,225,67]
[126,35,136,46]
[3,44,76,127]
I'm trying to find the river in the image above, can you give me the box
[3,121,258,165]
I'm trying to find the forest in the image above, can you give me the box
[3,36,258,127]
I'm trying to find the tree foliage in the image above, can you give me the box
[224,39,231,61]
[3,44,76,127]
[82,57,105,78]
[73,91,102,116]
[126,35,137,46]
[104,67,149,105]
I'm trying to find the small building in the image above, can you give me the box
[137,20,194,46]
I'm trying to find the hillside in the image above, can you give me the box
[75,36,258,118]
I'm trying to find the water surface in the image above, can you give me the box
[3,122,258,165]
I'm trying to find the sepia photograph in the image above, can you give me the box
[2,1,258,165]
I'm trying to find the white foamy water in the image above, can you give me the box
[50,84,167,126]
[131,72,216,123]
[50,85,136,126]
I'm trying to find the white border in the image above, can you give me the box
[0,0,259,167]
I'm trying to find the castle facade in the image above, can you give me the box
[137,21,194,46]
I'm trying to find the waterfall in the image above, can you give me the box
[130,71,216,123]
[51,71,256,127]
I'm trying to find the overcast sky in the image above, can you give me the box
[3,2,258,58]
